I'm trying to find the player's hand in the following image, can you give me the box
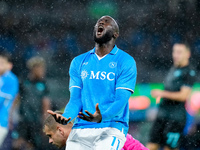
[47,110,71,125]
[151,89,163,98]
[78,103,102,123]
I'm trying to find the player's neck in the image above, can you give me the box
[0,70,8,76]
[28,73,44,81]
[175,60,189,68]
[95,41,115,57]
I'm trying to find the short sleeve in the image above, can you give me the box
[116,58,137,93]
[69,58,82,90]
[182,69,196,88]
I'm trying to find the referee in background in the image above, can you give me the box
[147,43,196,150]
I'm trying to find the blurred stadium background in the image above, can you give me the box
[0,0,200,149]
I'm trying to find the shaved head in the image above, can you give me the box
[99,16,119,34]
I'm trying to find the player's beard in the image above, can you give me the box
[93,29,114,44]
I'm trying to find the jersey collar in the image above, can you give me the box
[90,45,119,55]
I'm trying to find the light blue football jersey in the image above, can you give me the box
[66,45,137,135]
[0,71,19,128]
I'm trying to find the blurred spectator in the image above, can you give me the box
[0,1,199,82]
[0,50,19,148]
[15,56,51,150]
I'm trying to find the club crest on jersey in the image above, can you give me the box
[81,70,89,80]
[109,62,117,68]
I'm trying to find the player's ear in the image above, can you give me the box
[113,32,119,39]
[187,51,191,59]
[57,127,64,136]
[8,62,13,70]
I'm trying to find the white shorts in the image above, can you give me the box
[66,127,126,150]
[0,126,8,147]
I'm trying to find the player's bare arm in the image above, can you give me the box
[78,103,102,123]
[47,110,71,125]
[151,86,192,102]
[42,97,51,119]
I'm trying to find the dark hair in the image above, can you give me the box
[0,49,12,63]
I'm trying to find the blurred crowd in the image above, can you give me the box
[0,0,200,150]
[0,0,200,82]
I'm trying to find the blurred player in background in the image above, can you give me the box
[147,43,196,150]
[43,111,148,150]
[0,50,19,148]
[48,15,137,150]
[16,56,51,149]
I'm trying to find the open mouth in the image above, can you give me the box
[97,26,104,35]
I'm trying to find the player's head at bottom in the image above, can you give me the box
[43,111,74,148]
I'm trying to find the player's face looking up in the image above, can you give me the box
[93,16,119,44]
[172,44,190,67]
[44,125,66,148]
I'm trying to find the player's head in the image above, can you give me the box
[43,111,73,148]
[94,16,119,45]
[0,50,12,75]
[27,56,46,79]
[172,42,191,67]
